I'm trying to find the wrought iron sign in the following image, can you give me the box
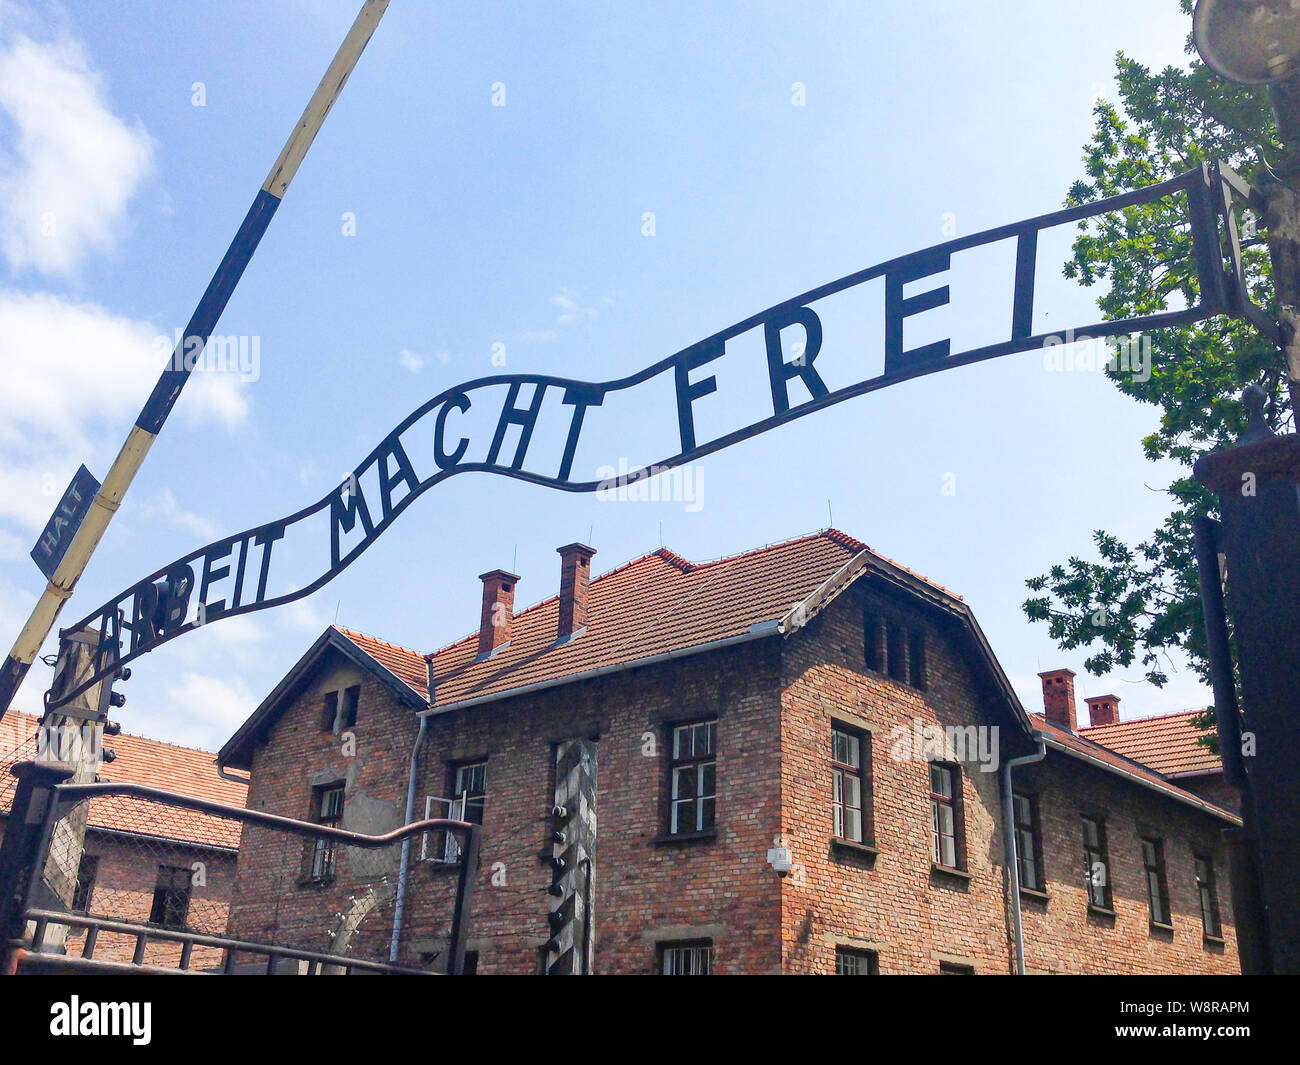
[49,162,1267,709]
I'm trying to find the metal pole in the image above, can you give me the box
[1263,77,1300,417]
[1192,516,1271,974]
[0,0,393,722]
[1193,397,1300,973]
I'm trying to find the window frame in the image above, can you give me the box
[834,946,879,975]
[1081,816,1112,911]
[1011,791,1045,893]
[308,782,346,883]
[320,689,339,732]
[886,620,908,684]
[666,720,717,837]
[659,938,714,975]
[863,609,926,690]
[831,723,873,845]
[1194,853,1222,940]
[907,629,927,690]
[929,761,964,871]
[339,684,360,730]
[863,611,884,673]
[1142,836,1171,927]
[444,760,487,863]
[149,864,192,929]
[72,853,99,914]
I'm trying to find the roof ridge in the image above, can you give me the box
[1080,708,1209,730]
[334,624,422,658]
[671,527,858,572]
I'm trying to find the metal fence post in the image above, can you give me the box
[446,823,481,975]
[1194,389,1300,973]
[0,760,74,973]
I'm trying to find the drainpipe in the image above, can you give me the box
[389,696,430,963]
[216,763,251,786]
[1001,734,1046,975]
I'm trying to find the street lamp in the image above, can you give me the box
[1194,0,1300,148]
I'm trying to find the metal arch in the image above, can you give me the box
[49,163,1262,710]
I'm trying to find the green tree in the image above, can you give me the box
[1021,1,1290,730]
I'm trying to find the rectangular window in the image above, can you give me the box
[887,621,908,683]
[1082,817,1111,909]
[929,762,961,869]
[939,962,974,974]
[1195,855,1221,939]
[864,612,884,673]
[669,721,716,835]
[832,726,872,844]
[907,630,927,689]
[444,761,487,863]
[1012,792,1044,892]
[660,940,713,975]
[72,853,98,913]
[309,783,345,881]
[835,947,878,974]
[1142,837,1170,926]
[320,690,339,731]
[339,685,360,729]
[149,865,191,928]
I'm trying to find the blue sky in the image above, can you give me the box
[0,0,1209,750]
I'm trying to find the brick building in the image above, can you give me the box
[0,710,246,967]
[217,529,1240,974]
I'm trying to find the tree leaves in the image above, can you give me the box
[1022,3,1288,706]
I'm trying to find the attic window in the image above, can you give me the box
[340,685,360,730]
[864,611,927,691]
[321,691,339,732]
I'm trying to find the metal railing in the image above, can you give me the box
[0,761,481,974]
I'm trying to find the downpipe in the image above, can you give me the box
[1001,736,1047,975]
[389,712,428,964]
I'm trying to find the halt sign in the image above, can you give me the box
[31,465,101,582]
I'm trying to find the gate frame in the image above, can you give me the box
[0,761,481,975]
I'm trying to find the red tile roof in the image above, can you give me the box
[336,531,905,707]
[423,530,879,706]
[335,628,428,695]
[0,711,247,850]
[1080,710,1221,778]
[1031,715,1237,823]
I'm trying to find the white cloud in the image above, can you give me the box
[0,291,249,530]
[520,288,608,343]
[279,593,334,633]
[0,528,25,561]
[398,348,425,373]
[132,488,219,541]
[148,671,257,751]
[0,32,154,275]
[552,287,599,325]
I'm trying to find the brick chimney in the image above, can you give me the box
[556,543,596,640]
[1084,694,1120,728]
[1038,668,1077,731]
[478,569,519,657]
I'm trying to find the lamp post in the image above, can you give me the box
[1192,0,1300,974]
